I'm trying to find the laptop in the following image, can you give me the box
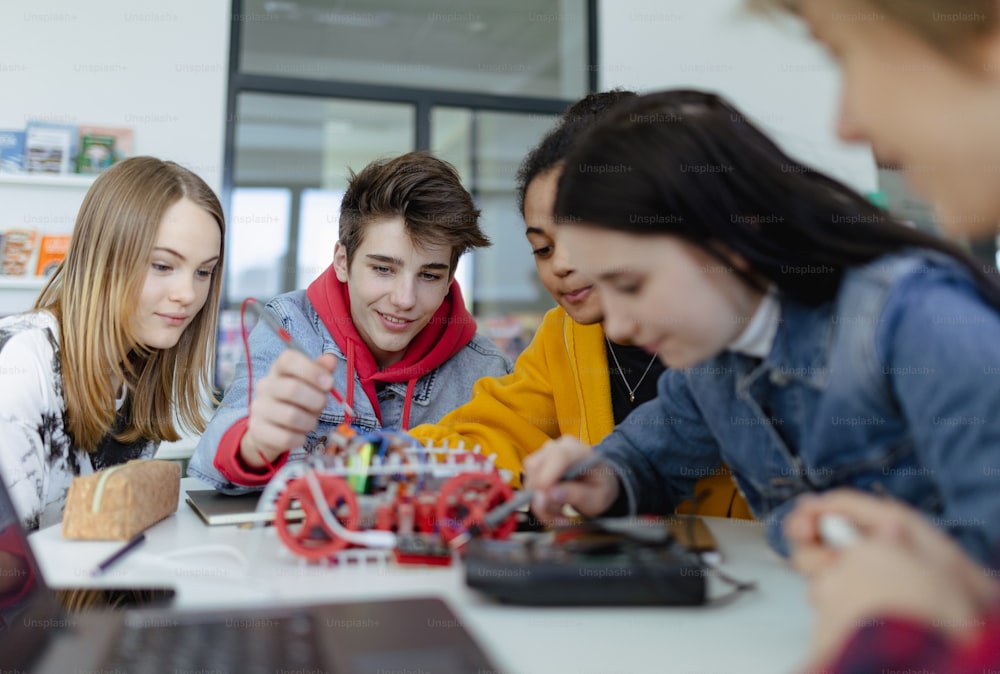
[0,474,499,674]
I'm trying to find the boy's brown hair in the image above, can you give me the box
[338,151,489,275]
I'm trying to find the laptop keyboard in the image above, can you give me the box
[103,612,320,673]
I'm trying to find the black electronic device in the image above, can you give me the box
[464,518,708,606]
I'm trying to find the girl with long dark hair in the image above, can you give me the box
[524,89,1000,573]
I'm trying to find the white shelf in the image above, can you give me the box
[0,174,89,315]
[0,276,48,290]
[0,277,47,315]
[0,173,97,188]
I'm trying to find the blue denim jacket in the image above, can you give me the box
[188,289,512,492]
[597,251,1000,566]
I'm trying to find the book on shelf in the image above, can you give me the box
[34,233,71,277]
[24,121,77,175]
[0,130,25,174]
[75,124,133,174]
[1,229,39,276]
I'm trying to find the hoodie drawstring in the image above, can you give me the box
[345,337,418,430]
[345,341,357,425]
[401,379,417,431]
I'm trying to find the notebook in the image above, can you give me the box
[185,488,306,526]
[0,473,499,674]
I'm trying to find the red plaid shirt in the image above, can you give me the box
[822,604,1000,674]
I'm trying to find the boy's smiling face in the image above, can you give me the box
[334,217,452,368]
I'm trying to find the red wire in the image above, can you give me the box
[238,298,275,469]
[239,297,257,412]
[238,297,354,428]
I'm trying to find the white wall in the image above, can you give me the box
[597,0,878,194]
[0,1,231,315]
[0,1,231,191]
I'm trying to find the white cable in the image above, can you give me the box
[303,470,397,549]
[127,544,279,597]
[157,544,251,573]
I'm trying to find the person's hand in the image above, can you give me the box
[522,435,619,519]
[808,537,986,667]
[240,351,338,468]
[785,490,1000,669]
[785,489,998,609]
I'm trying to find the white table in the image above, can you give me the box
[30,478,813,674]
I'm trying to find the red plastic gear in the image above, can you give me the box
[435,472,515,543]
[275,474,359,561]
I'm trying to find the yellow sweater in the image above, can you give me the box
[410,307,751,519]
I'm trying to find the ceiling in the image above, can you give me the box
[241,0,584,96]
[233,0,585,186]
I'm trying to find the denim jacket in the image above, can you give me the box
[597,251,1000,566]
[188,290,512,492]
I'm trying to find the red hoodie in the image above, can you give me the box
[213,265,478,486]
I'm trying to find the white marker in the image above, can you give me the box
[818,513,862,549]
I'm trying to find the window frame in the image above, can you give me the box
[222,0,598,309]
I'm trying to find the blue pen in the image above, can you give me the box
[90,533,146,577]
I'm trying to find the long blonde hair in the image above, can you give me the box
[34,157,226,450]
[749,0,997,62]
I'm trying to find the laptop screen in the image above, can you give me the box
[0,470,64,670]
[0,470,503,674]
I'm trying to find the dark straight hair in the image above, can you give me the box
[554,89,1000,309]
[515,89,637,214]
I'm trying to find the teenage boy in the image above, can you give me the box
[189,152,512,491]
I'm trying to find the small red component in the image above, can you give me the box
[435,472,516,543]
[392,533,454,566]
